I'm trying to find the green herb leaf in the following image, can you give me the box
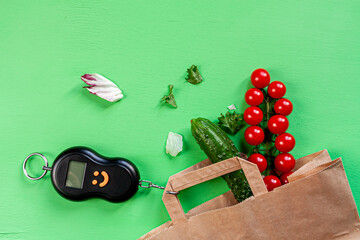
[185,65,203,84]
[217,111,244,135]
[161,84,177,108]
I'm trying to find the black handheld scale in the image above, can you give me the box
[23,147,143,202]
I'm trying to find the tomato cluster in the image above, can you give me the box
[244,69,295,191]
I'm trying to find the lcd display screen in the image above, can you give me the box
[65,161,86,189]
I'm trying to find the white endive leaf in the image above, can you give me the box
[227,104,236,110]
[166,132,183,157]
[81,73,124,102]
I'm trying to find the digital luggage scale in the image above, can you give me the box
[23,147,176,202]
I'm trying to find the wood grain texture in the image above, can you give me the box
[0,0,359,239]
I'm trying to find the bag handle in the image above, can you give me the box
[162,157,267,224]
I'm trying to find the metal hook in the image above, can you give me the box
[139,180,179,195]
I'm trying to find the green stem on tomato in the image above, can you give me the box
[263,92,275,176]
[264,96,271,158]
[266,97,270,121]
[251,90,278,176]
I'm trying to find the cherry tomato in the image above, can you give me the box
[274,153,295,173]
[267,115,289,134]
[280,171,293,185]
[268,81,286,99]
[263,175,282,191]
[248,153,267,173]
[251,69,270,89]
[244,126,265,146]
[274,98,293,116]
[245,88,264,106]
[244,107,263,125]
[275,133,296,152]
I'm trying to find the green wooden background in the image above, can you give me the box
[1,1,359,239]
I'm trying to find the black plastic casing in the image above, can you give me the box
[51,147,140,202]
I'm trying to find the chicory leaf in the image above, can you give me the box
[185,65,203,84]
[218,111,244,135]
[161,84,177,108]
[81,73,123,102]
[227,104,237,110]
[166,132,183,156]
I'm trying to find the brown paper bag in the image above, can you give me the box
[139,150,360,239]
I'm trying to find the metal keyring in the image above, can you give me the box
[23,153,50,180]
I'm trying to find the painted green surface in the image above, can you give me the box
[1,0,359,239]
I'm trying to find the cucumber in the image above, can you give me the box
[191,117,253,202]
